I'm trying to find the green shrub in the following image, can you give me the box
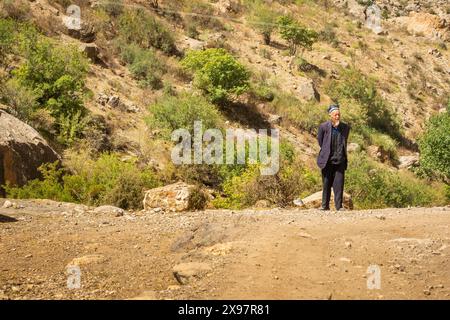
[247,2,279,44]
[145,93,224,139]
[4,161,73,202]
[0,18,15,63]
[14,30,89,119]
[118,8,176,55]
[346,152,445,209]
[277,15,318,56]
[181,48,250,103]
[188,185,209,210]
[119,43,165,89]
[418,105,450,181]
[319,23,339,47]
[5,152,161,209]
[0,78,39,123]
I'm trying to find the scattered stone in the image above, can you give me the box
[92,205,125,217]
[173,262,212,285]
[345,241,352,249]
[347,143,360,153]
[296,190,353,210]
[79,43,100,63]
[296,78,320,102]
[2,200,13,208]
[127,290,157,300]
[67,254,107,267]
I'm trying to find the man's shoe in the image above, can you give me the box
[319,207,330,211]
[336,207,346,212]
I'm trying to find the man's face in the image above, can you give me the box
[330,110,340,122]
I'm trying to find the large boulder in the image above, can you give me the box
[398,154,419,169]
[0,110,61,197]
[295,190,353,210]
[143,182,196,212]
[295,78,320,102]
[394,12,449,41]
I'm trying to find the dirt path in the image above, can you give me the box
[1,198,449,300]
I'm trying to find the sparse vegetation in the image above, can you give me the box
[118,8,177,55]
[118,43,165,89]
[247,1,280,45]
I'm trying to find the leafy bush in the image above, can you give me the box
[0,18,15,63]
[418,105,450,182]
[4,152,161,209]
[145,93,224,139]
[277,15,318,56]
[212,142,320,209]
[119,43,165,89]
[188,185,209,210]
[346,152,445,209]
[118,8,176,55]
[247,2,279,44]
[14,29,89,120]
[181,48,250,103]
[0,78,39,123]
[3,161,73,202]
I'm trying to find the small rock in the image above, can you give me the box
[2,200,13,208]
[173,262,212,285]
[67,254,107,267]
[92,205,125,217]
[127,290,157,300]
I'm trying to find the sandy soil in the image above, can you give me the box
[1,198,450,300]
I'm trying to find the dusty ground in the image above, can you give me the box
[1,198,450,300]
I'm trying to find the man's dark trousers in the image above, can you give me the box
[321,161,346,210]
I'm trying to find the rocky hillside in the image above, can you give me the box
[0,0,449,210]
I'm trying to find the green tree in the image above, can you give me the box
[277,15,318,56]
[181,48,250,103]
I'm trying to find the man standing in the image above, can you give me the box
[317,105,350,211]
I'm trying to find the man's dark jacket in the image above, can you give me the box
[317,121,351,170]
